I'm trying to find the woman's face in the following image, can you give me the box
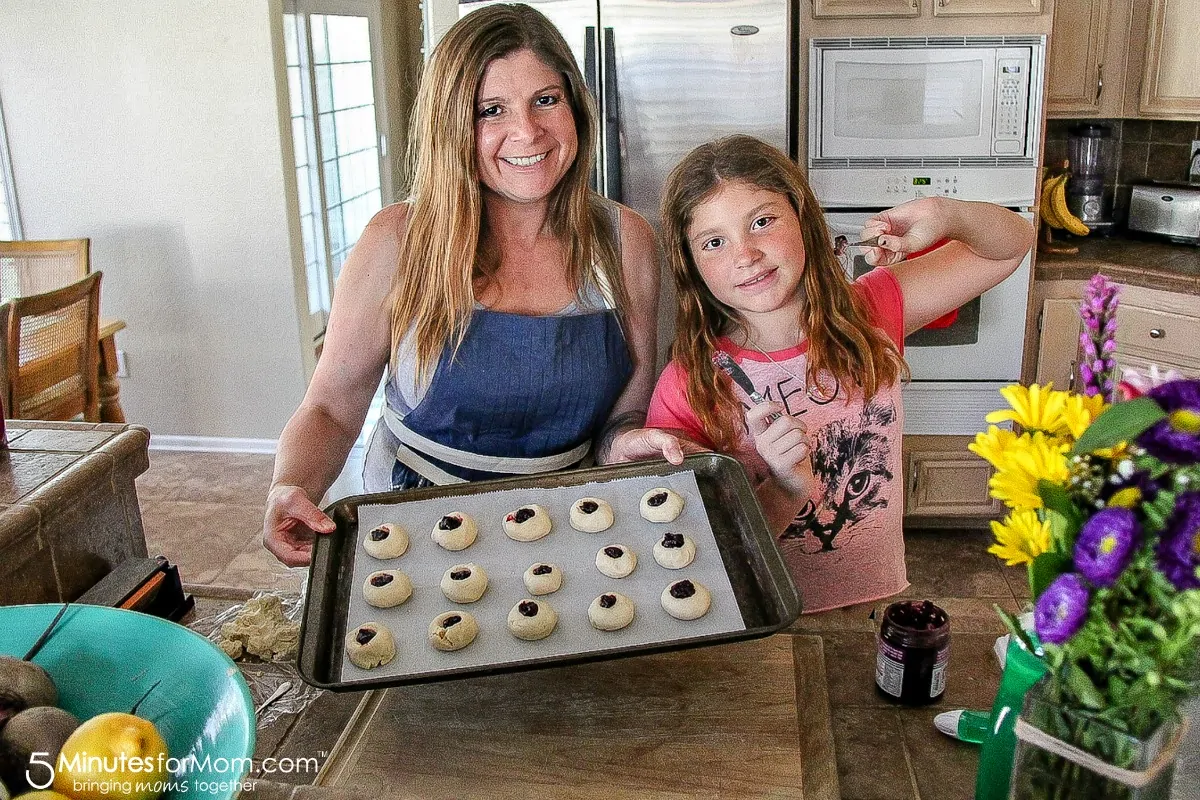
[475,48,579,206]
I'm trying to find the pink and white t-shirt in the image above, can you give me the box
[647,268,909,613]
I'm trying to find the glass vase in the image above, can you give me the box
[1008,678,1180,800]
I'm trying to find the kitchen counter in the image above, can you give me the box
[1035,233,1200,294]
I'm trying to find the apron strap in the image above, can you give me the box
[383,405,591,478]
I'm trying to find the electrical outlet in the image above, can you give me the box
[115,349,129,378]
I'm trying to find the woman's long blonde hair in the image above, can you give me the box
[390,3,624,380]
[660,135,908,453]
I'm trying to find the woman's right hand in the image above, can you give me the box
[263,484,338,567]
[746,402,814,496]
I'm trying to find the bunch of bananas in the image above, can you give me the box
[1040,171,1090,237]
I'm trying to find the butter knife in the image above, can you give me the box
[833,235,882,257]
[712,351,782,422]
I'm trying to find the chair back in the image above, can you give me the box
[1,272,101,422]
[0,238,90,302]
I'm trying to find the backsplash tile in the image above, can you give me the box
[1043,118,1200,225]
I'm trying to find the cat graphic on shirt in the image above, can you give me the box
[779,398,897,554]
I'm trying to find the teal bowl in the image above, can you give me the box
[0,604,255,799]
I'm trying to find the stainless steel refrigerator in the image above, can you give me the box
[454,0,793,362]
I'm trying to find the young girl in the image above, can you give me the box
[647,136,1034,613]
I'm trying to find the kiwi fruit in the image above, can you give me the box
[0,706,80,793]
[0,776,9,800]
[0,658,56,710]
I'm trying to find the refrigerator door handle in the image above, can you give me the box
[584,25,602,193]
[602,26,622,202]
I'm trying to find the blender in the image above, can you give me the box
[1067,123,1115,234]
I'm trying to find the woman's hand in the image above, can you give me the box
[746,402,814,495]
[859,197,951,267]
[263,484,337,567]
[604,427,708,465]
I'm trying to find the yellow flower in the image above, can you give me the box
[987,432,1071,511]
[986,383,1077,438]
[1064,392,1108,439]
[969,425,1020,470]
[989,509,1052,566]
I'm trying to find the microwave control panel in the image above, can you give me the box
[993,50,1032,156]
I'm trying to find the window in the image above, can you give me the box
[0,94,21,240]
[283,0,390,336]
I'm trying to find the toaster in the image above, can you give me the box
[1127,183,1200,245]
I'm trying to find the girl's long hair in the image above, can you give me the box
[390,3,625,380]
[660,135,908,453]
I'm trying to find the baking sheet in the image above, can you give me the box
[339,470,745,686]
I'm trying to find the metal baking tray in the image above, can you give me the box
[297,453,801,690]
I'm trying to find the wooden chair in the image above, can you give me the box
[0,272,102,422]
[0,238,90,302]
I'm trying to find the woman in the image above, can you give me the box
[264,3,683,567]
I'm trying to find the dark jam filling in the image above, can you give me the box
[887,600,948,631]
[450,569,472,581]
[603,546,624,559]
[662,533,684,548]
[647,492,669,507]
[599,594,617,609]
[512,507,536,524]
[442,615,462,628]
[437,515,462,531]
[669,580,696,599]
[355,628,376,645]
[369,527,390,541]
[579,501,599,514]
[532,564,553,576]
[518,601,539,617]
[369,573,394,587]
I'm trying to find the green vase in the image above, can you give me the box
[1008,678,1179,800]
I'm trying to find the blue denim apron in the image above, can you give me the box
[374,303,632,489]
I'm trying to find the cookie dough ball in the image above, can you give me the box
[595,544,637,579]
[523,563,563,596]
[362,569,413,608]
[653,532,697,570]
[503,504,552,541]
[440,563,489,603]
[569,497,614,533]
[661,579,712,621]
[588,592,636,631]
[345,622,396,669]
[428,611,479,652]
[431,512,478,551]
[363,522,409,559]
[506,599,558,641]
[640,488,684,523]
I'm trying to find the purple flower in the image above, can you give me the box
[1137,379,1200,463]
[1035,574,1091,645]
[1157,492,1200,590]
[1074,508,1139,586]
[1078,275,1120,402]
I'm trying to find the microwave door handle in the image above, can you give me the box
[602,26,622,202]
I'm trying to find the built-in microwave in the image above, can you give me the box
[808,36,1046,207]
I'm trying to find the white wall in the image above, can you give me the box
[0,0,308,439]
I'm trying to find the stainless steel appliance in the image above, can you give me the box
[1067,123,1115,233]
[448,0,793,363]
[1128,184,1200,246]
[809,36,1045,436]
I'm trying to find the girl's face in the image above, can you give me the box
[475,48,578,206]
[685,181,808,325]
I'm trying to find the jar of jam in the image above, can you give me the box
[875,600,950,705]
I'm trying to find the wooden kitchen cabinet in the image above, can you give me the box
[1035,297,1085,390]
[1047,0,1200,119]
[811,0,918,18]
[932,0,1042,16]
[904,435,1002,525]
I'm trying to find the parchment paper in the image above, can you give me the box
[339,470,746,684]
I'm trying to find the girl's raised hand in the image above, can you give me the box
[746,402,814,496]
[860,197,950,267]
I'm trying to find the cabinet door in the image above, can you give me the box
[1138,0,1200,117]
[1113,303,1200,377]
[931,0,1042,15]
[1035,298,1084,391]
[905,449,1003,518]
[811,0,919,18]
[1046,0,1112,116]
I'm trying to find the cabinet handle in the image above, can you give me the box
[1095,64,1104,104]
[1067,363,1076,392]
[1149,328,1165,339]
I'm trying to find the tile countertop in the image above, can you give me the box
[1035,233,1200,294]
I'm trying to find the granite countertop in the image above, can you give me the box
[1035,233,1200,294]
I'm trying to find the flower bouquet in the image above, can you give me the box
[970,276,1200,799]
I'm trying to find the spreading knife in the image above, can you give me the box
[712,351,782,423]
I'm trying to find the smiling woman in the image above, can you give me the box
[263,3,689,568]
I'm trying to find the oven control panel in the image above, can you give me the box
[885,175,961,197]
[812,168,1036,208]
